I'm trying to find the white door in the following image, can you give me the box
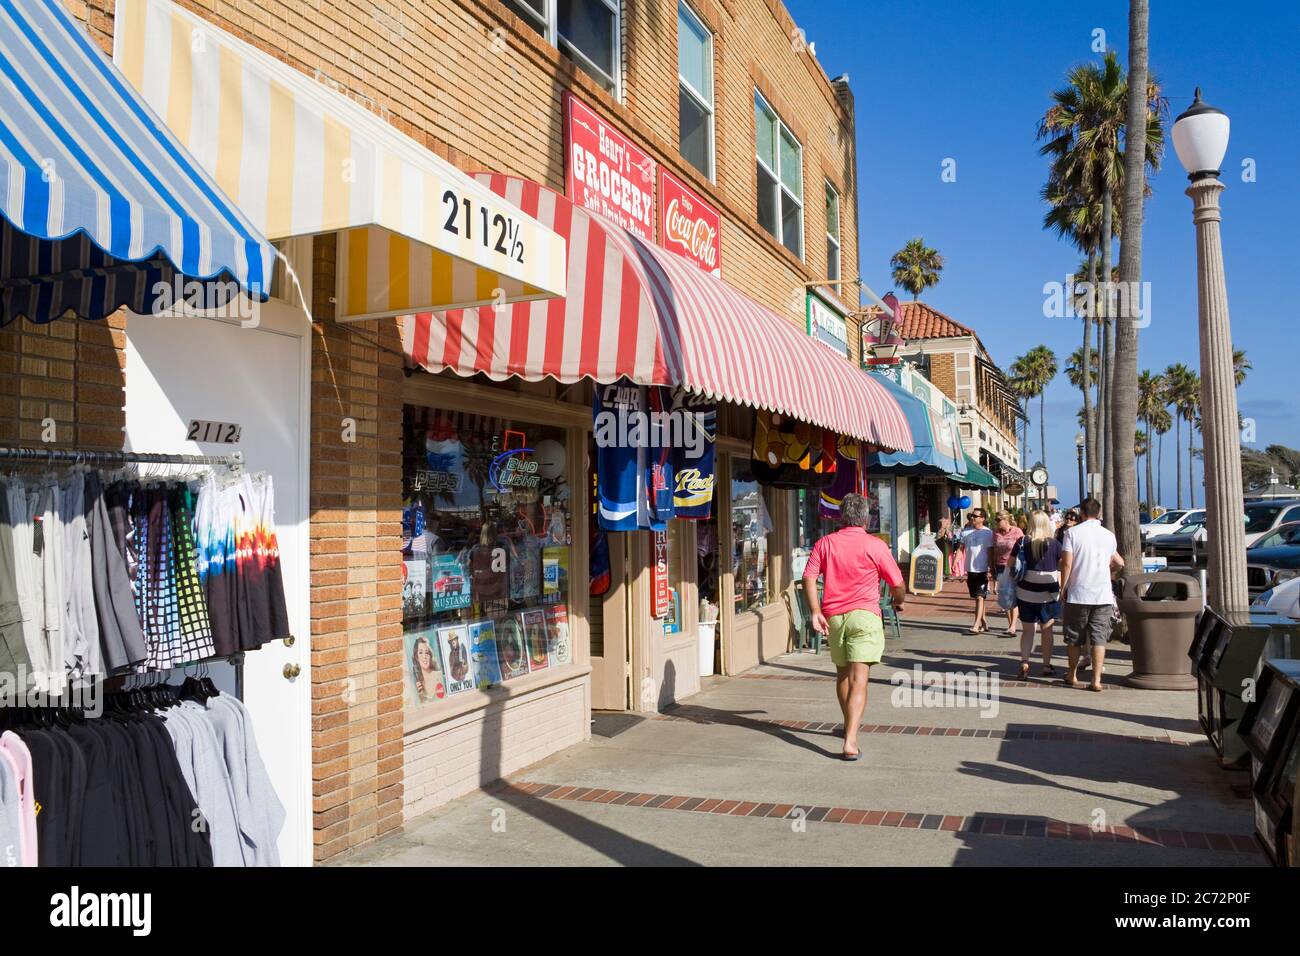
[122,291,312,866]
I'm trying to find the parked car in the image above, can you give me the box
[1140,508,1199,541]
[1242,499,1300,547]
[1145,511,1208,567]
[1252,574,1300,619]
[1246,521,1300,598]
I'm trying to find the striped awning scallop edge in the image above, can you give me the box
[403,174,913,453]
[0,0,273,325]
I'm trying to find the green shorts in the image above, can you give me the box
[826,609,885,667]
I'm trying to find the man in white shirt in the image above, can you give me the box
[1058,498,1125,691]
[959,508,996,634]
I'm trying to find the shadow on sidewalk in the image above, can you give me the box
[485,782,703,865]
[660,702,842,756]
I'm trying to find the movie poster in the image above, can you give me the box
[431,552,472,612]
[520,608,551,673]
[495,617,529,681]
[436,624,475,695]
[402,558,428,620]
[468,619,503,687]
[546,604,572,666]
[405,628,447,705]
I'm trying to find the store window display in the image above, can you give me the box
[401,406,573,710]
[731,457,773,611]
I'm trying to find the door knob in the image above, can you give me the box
[283,663,301,680]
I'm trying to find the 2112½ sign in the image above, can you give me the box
[187,420,242,444]
[441,188,525,264]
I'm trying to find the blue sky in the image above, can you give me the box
[788,0,1299,507]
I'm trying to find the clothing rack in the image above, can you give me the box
[0,445,244,473]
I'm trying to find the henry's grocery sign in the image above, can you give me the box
[658,169,721,276]
[564,92,656,240]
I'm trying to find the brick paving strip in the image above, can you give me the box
[498,781,1258,855]
[649,711,1203,747]
[740,672,1141,691]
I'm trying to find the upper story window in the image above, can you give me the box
[824,182,840,281]
[504,0,620,95]
[677,2,714,179]
[754,90,803,259]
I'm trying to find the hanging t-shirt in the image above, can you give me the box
[670,389,716,519]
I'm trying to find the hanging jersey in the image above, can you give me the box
[671,389,716,519]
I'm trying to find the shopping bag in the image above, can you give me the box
[996,568,1017,611]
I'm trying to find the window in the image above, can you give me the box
[677,3,714,179]
[754,91,803,258]
[503,0,620,94]
[824,182,840,281]
[401,406,574,709]
[731,457,772,611]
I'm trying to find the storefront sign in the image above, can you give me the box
[652,531,670,618]
[909,539,944,596]
[807,290,849,356]
[658,169,721,275]
[564,92,656,240]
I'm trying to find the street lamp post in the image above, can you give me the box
[1172,89,1248,610]
[1075,432,1086,505]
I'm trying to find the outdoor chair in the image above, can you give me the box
[880,580,903,641]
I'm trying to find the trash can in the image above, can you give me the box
[1121,571,1202,690]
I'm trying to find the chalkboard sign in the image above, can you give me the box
[910,550,942,596]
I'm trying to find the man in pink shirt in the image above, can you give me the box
[803,493,906,760]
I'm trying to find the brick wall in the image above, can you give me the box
[404,672,590,818]
[308,236,408,861]
[929,352,957,404]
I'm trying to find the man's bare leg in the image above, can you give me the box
[1065,645,1083,687]
[843,662,870,757]
[835,666,851,736]
[1089,645,1106,691]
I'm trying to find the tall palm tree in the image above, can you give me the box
[1149,403,1172,507]
[1065,343,1099,439]
[1009,346,1059,467]
[1135,429,1149,503]
[1137,370,1166,512]
[1163,363,1194,508]
[1176,371,1203,508]
[1113,0,1164,561]
[890,238,944,299]
[1039,45,1164,528]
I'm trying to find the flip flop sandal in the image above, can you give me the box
[840,750,861,761]
[1017,662,1030,680]
[1088,684,1104,693]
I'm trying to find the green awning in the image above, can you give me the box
[954,454,999,489]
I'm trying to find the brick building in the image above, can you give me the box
[1,0,912,865]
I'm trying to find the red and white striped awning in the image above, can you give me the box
[401,174,913,452]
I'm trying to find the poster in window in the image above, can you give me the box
[436,624,475,695]
[546,604,572,666]
[406,628,447,705]
[402,558,427,620]
[468,619,503,688]
[520,608,551,673]
[495,617,529,681]
[652,531,670,618]
[543,546,568,598]
[430,552,472,611]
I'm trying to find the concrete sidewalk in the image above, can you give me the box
[339,615,1262,867]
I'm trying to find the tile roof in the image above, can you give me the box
[867,299,977,341]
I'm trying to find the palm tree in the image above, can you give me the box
[1163,363,1194,508]
[1039,45,1164,529]
[1233,348,1251,387]
[1176,371,1203,508]
[1149,403,1172,507]
[1009,346,1058,467]
[1064,341,1100,449]
[1137,370,1165,511]
[1113,0,1164,561]
[890,238,944,299]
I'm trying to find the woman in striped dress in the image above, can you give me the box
[1012,510,1062,679]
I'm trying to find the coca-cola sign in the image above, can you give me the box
[658,169,722,276]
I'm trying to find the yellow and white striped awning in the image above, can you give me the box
[112,0,566,321]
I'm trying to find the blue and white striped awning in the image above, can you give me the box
[0,0,274,324]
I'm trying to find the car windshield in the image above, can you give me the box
[1153,511,1186,524]
[1252,524,1300,549]
[1245,505,1287,534]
